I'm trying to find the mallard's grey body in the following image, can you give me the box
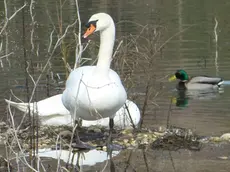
[169,70,223,91]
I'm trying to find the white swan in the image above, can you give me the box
[61,13,127,146]
[62,13,126,120]
[5,94,140,129]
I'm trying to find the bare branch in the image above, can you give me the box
[214,17,219,76]
[112,40,123,59]
[74,0,83,69]
[54,20,77,50]
[62,58,72,72]
[9,3,27,21]
[7,105,38,172]
[82,40,91,52]
[29,19,77,103]
[29,0,35,52]
[48,29,55,53]
[0,52,13,59]
[26,61,36,86]
[0,1,27,35]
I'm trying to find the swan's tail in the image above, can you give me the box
[5,99,35,114]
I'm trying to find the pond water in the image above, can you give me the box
[1,0,230,171]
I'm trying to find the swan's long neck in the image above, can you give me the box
[96,22,115,75]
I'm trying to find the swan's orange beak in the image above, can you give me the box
[83,24,96,38]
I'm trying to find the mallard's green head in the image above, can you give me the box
[169,69,189,81]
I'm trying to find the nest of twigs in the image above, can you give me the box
[151,126,202,151]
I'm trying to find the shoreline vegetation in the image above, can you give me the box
[1,121,230,152]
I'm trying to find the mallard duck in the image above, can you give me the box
[5,94,140,129]
[61,13,127,147]
[169,69,223,90]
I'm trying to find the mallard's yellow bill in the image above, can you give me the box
[171,97,177,104]
[168,75,177,81]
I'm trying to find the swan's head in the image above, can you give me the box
[83,13,113,38]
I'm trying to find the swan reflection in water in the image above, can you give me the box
[20,148,120,170]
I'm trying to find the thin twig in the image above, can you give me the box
[7,105,38,172]
[151,24,196,61]
[28,19,77,104]
[112,40,123,59]
[0,1,27,35]
[123,150,132,172]
[9,3,27,20]
[139,79,150,129]
[55,135,61,172]
[74,0,83,69]
[48,29,55,53]
[124,103,135,129]
[29,0,35,52]
[0,51,13,59]
[142,150,149,172]
[169,151,176,172]
[167,97,173,129]
[214,17,219,76]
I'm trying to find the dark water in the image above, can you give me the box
[1,0,230,171]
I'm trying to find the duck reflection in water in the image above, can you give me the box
[171,89,224,108]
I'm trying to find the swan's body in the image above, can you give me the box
[62,13,127,121]
[5,95,140,129]
[82,99,140,129]
[62,66,126,120]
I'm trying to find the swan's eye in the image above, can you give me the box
[85,20,98,28]
[85,23,90,28]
